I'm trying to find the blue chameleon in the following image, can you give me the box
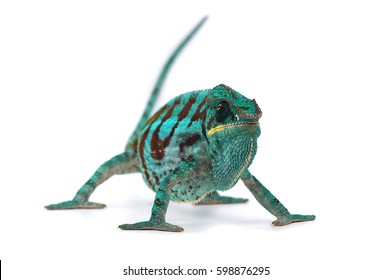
[46,17,315,232]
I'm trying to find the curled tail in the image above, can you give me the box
[125,16,208,151]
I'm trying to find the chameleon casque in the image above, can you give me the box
[46,17,315,232]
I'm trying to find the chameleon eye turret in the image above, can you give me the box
[45,17,315,232]
[216,101,230,122]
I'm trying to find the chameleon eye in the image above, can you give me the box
[216,101,230,122]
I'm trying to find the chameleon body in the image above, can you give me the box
[46,17,315,232]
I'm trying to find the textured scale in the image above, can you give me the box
[45,17,316,232]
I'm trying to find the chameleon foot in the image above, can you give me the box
[197,191,248,205]
[45,200,106,210]
[119,221,184,232]
[272,214,316,226]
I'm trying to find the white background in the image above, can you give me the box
[1,0,390,279]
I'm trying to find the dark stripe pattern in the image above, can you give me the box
[137,90,209,190]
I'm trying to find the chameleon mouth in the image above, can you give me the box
[207,121,259,137]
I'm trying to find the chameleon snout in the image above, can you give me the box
[253,99,262,119]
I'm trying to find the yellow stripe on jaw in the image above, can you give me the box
[207,122,259,137]
[207,125,226,137]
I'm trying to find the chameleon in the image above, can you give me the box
[46,16,316,232]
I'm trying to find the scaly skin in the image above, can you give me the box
[46,17,316,232]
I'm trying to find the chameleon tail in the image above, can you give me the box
[125,16,208,151]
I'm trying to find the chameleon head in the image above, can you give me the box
[205,84,262,190]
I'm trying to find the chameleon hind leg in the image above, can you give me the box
[197,191,248,205]
[45,152,139,210]
[241,169,315,226]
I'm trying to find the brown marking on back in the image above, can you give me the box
[150,99,181,160]
[138,126,154,190]
[125,106,168,152]
[178,97,196,121]
[188,97,207,127]
[142,104,169,129]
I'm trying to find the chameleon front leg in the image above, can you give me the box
[241,169,315,226]
[119,183,182,232]
[119,159,198,232]
[45,152,138,210]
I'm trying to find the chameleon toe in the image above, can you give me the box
[45,200,106,210]
[119,221,183,232]
[291,214,316,223]
[272,214,316,226]
[197,195,248,205]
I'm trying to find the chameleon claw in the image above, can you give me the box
[45,200,106,210]
[272,214,316,226]
[119,221,183,232]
